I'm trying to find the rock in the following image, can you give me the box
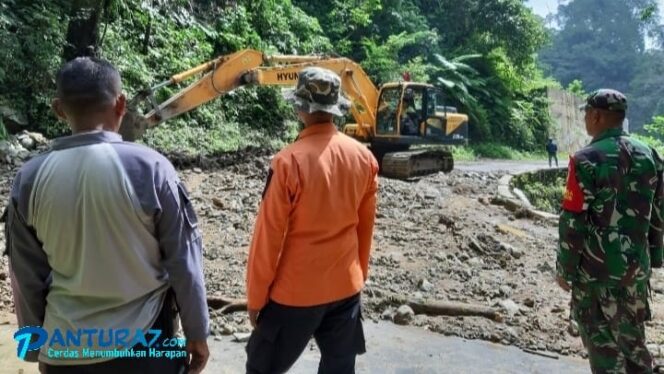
[221,324,236,335]
[438,215,456,228]
[498,299,520,317]
[509,246,524,259]
[381,308,395,321]
[232,332,251,343]
[26,131,48,146]
[18,136,34,150]
[468,237,485,254]
[419,278,434,292]
[567,320,579,337]
[524,298,535,308]
[499,285,512,297]
[499,242,523,259]
[394,305,415,325]
[193,167,203,173]
[537,261,555,275]
[212,197,225,209]
[467,257,482,267]
[551,305,565,313]
[647,344,660,357]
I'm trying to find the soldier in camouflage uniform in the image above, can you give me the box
[557,89,664,374]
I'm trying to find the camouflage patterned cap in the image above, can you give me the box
[283,67,351,117]
[580,89,627,112]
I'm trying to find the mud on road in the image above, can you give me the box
[0,152,663,360]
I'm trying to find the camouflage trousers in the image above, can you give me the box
[571,283,653,374]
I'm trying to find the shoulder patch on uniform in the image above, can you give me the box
[562,156,584,213]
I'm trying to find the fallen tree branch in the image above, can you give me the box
[207,296,247,314]
[406,299,503,322]
[378,292,503,322]
[208,294,503,322]
[521,348,559,360]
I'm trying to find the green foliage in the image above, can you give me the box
[567,80,587,97]
[632,115,664,154]
[540,0,648,93]
[450,145,477,161]
[470,143,543,160]
[0,0,68,136]
[540,0,664,132]
[361,31,437,83]
[629,51,664,133]
[512,171,567,213]
[3,0,555,154]
[142,118,299,155]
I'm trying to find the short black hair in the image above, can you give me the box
[55,57,121,116]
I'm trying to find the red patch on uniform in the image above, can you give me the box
[562,156,584,213]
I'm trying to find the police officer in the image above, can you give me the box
[557,89,664,373]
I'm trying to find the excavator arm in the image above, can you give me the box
[120,49,379,141]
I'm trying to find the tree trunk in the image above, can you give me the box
[62,0,111,61]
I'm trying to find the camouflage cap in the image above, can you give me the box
[283,67,351,117]
[580,89,627,112]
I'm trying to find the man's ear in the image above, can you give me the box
[115,94,126,117]
[51,98,67,121]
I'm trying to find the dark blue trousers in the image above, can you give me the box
[246,293,366,374]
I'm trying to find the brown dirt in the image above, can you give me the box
[1,153,664,359]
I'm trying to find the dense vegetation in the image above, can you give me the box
[540,0,664,133]
[512,169,567,214]
[0,0,662,155]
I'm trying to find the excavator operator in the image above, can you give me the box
[400,88,421,136]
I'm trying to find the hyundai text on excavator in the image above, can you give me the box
[119,49,469,179]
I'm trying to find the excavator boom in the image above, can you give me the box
[120,48,467,178]
[120,49,378,142]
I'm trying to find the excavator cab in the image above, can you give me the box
[374,83,467,145]
[371,83,469,178]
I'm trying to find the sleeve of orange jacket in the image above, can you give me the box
[246,154,298,310]
[357,156,379,281]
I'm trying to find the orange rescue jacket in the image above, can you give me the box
[246,122,379,310]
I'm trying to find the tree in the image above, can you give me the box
[628,50,664,132]
[62,0,113,61]
[539,0,649,94]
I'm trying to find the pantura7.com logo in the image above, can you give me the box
[13,326,186,361]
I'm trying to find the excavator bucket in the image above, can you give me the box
[118,91,151,142]
[119,108,149,142]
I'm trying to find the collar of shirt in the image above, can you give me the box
[591,127,625,144]
[51,131,123,151]
[297,123,337,140]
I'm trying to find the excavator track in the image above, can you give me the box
[380,149,454,179]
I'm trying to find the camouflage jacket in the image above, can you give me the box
[557,128,664,288]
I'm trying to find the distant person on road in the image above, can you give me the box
[245,67,379,373]
[557,89,663,373]
[546,138,558,167]
[7,57,209,373]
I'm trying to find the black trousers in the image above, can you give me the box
[548,152,558,167]
[40,290,186,374]
[246,293,366,374]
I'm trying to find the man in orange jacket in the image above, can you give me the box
[245,67,379,373]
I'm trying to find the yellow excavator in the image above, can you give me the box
[120,49,469,178]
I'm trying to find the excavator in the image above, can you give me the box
[119,49,469,179]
